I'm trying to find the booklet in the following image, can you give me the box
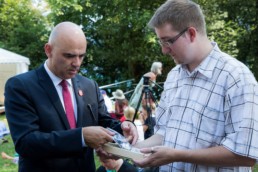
[103,142,147,160]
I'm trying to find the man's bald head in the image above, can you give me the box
[44,21,87,79]
[48,22,86,46]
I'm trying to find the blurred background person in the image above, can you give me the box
[111,89,128,122]
[139,99,156,140]
[124,106,144,142]
[0,120,9,144]
[100,90,114,113]
[96,156,138,172]
[129,62,162,110]
[1,152,19,165]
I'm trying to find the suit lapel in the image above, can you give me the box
[72,77,84,128]
[36,65,70,129]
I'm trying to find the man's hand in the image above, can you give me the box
[82,126,114,149]
[133,145,256,168]
[95,146,120,162]
[121,121,138,145]
[133,146,175,167]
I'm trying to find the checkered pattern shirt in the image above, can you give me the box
[155,42,258,172]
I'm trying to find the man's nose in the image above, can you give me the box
[161,46,171,55]
[72,56,82,66]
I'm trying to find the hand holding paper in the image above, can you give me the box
[101,128,147,160]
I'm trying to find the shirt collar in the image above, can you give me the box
[44,60,72,87]
[179,42,221,79]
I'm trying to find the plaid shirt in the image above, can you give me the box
[155,43,258,172]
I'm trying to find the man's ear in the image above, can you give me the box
[44,43,52,57]
[188,27,197,42]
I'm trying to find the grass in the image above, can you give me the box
[0,114,18,172]
[0,114,102,171]
[0,134,18,172]
[1,114,258,171]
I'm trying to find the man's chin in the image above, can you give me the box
[171,55,179,64]
[64,73,77,79]
[173,58,181,65]
[173,57,186,65]
[68,70,78,76]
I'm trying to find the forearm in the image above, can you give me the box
[176,146,255,167]
[16,129,84,158]
[134,134,163,148]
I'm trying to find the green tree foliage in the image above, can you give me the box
[0,0,49,69]
[0,0,257,84]
[197,0,258,78]
[46,0,258,84]
[46,0,173,85]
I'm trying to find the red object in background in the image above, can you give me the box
[110,113,126,122]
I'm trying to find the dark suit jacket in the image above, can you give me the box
[4,65,122,172]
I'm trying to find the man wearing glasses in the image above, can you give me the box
[133,0,258,171]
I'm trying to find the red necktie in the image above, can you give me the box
[60,80,76,129]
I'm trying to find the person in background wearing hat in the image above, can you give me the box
[111,89,128,122]
[100,90,114,113]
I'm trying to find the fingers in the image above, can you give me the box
[104,128,116,136]
[121,121,130,130]
[132,147,158,168]
[140,147,156,154]
[125,135,133,143]
[96,147,112,159]
[131,131,138,145]
[133,155,152,168]
[103,129,114,143]
[96,146,121,162]
[121,121,139,145]
[99,128,114,143]
[151,147,155,154]
[82,126,114,149]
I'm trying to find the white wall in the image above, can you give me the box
[0,63,29,105]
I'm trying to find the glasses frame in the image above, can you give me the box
[158,27,189,47]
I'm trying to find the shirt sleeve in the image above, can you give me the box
[221,82,258,160]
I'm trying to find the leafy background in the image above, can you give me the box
[1,0,257,86]
[0,0,258,171]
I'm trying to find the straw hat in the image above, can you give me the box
[112,89,125,99]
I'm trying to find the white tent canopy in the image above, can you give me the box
[0,48,30,105]
[0,48,30,65]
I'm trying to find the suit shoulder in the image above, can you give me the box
[8,69,37,82]
[76,74,95,83]
[75,74,98,88]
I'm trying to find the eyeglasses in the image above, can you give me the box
[158,27,189,47]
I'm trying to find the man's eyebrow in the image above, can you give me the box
[63,52,75,56]
[62,53,86,57]
[80,53,86,56]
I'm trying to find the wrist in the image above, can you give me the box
[172,149,186,163]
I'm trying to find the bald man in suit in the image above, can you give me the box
[4,22,138,172]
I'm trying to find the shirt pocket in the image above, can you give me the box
[191,103,225,147]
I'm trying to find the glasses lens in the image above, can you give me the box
[158,27,188,47]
